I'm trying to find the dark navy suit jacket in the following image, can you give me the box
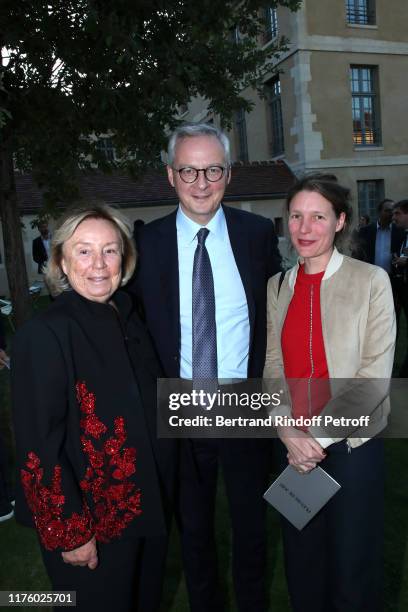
[130,205,282,379]
[354,222,405,264]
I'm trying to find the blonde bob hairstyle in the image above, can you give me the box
[45,203,137,297]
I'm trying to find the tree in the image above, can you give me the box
[0,0,301,326]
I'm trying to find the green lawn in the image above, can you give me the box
[0,301,407,611]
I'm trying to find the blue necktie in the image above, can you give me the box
[192,228,218,383]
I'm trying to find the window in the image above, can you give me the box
[266,77,285,156]
[350,66,381,146]
[234,109,248,163]
[346,0,376,25]
[262,7,278,44]
[357,179,384,218]
[96,137,116,161]
[230,26,240,44]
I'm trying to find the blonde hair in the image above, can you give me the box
[45,203,136,297]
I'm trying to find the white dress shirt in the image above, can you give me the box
[176,205,249,379]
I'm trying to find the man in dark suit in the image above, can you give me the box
[392,200,408,376]
[131,123,281,612]
[32,221,51,273]
[353,199,405,315]
[353,199,405,269]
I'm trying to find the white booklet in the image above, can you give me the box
[263,465,341,530]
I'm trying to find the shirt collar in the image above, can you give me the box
[176,204,226,245]
[377,221,391,231]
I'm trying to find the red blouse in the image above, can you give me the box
[281,265,330,420]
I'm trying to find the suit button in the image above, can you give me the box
[173,355,179,361]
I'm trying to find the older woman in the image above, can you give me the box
[264,174,395,612]
[12,204,175,612]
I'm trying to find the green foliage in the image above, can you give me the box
[0,0,301,206]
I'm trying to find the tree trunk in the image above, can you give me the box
[0,131,32,327]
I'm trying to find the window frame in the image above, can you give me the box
[266,76,285,157]
[346,0,376,25]
[234,108,249,163]
[262,6,278,44]
[350,65,381,147]
[96,137,116,162]
[357,179,384,218]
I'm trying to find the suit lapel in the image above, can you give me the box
[156,211,181,353]
[391,224,405,254]
[223,206,255,346]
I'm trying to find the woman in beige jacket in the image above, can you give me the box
[264,174,395,612]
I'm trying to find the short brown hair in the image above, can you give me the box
[45,203,136,296]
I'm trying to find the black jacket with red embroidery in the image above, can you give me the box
[11,289,172,551]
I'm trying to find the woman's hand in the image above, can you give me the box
[277,426,326,474]
[61,536,98,569]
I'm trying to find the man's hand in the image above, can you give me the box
[0,349,9,370]
[61,536,98,569]
[277,426,326,474]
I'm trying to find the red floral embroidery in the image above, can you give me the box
[20,381,142,550]
[76,381,142,543]
[21,452,93,551]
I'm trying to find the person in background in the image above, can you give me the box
[264,174,395,612]
[350,213,370,258]
[32,221,51,274]
[352,198,404,271]
[131,122,281,612]
[0,316,13,523]
[12,204,175,612]
[353,198,404,315]
[392,199,408,376]
[358,213,370,228]
[133,219,145,244]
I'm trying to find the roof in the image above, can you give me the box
[15,160,295,214]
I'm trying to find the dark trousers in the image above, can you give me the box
[178,438,271,612]
[41,535,168,612]
[275,438,384,612]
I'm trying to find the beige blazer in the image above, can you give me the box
[263,248,396,449]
